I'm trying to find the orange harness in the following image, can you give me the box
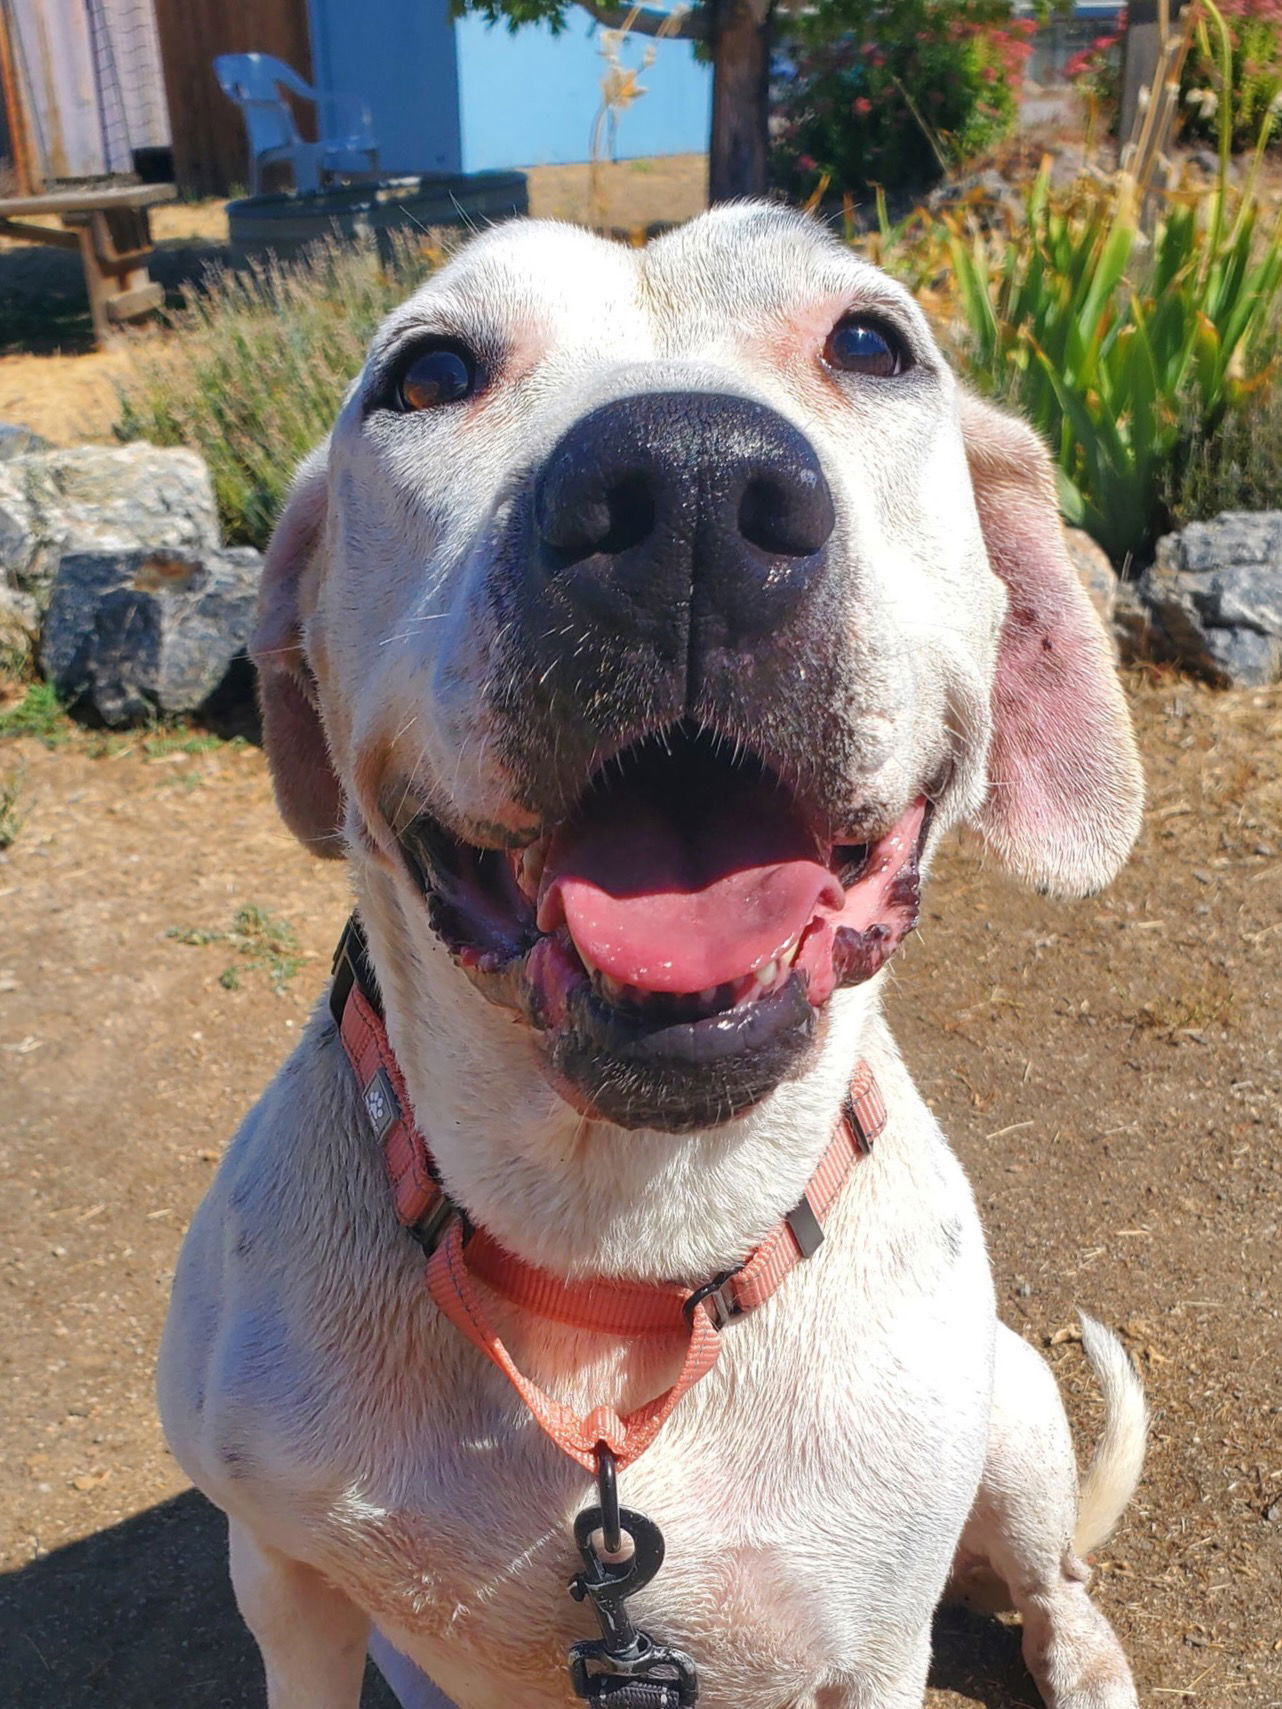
[331,915,885,1476]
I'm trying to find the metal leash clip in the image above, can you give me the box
[567,1446,699,1709]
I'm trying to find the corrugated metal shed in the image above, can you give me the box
[4,0,169,182]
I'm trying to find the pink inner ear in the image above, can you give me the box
[969,449,1142,897]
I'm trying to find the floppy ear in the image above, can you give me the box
[961,394,1142,895]
[251,454,346,858]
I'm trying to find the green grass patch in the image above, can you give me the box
[0,767,26,849]
[0,681,73,746]
[168,904,303,993]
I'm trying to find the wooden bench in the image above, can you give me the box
[0,184,178,348]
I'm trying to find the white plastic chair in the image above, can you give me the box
[214,53,380,196]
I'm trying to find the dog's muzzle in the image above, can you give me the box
[400,392,929,1130]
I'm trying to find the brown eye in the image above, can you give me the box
[823,318,908,379]
[397,344,479,411]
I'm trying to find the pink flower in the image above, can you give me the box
[853,95,874,115]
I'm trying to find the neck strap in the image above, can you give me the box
[331,914,885,1470]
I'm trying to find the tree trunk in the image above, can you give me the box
[707,0,772,202]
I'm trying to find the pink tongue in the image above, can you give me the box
[537,773,842,993]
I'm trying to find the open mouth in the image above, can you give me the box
[400,726,928,1130]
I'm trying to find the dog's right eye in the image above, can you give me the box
[395,343,480,411]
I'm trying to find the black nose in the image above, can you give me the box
[531,392,834,649]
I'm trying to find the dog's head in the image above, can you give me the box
[255,205,1141,1135]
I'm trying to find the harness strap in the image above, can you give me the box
[331,913,885,1474]
[426,1220,724,1472]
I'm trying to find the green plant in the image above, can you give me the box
[1162,338,1282,522]
[116,234,434,550]
[946,10,1282,565]
[1181,0,1282,150]
[0,680,72,746]
[770,0,1039,202]
[167,904,303,993]
[1069,0,1282,150]
[0,767,26,849]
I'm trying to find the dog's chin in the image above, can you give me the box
[395,724,928,1133]
[535,957,819,1131]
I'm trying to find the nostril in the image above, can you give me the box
[540,471,657,568]
[738,470,835,558]
[599,474,656,557]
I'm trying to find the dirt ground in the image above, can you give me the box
[1,671,1279,1707]
[2,147,1280,1708]
[0,158,708,444]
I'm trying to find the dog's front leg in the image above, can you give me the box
[230,1520,370,1708]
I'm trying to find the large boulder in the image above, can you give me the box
[40,546,262,727]
[1063,527,1119,629]
[0,423,51,462]
[0,445,220,643]
[1140,513,1282,688]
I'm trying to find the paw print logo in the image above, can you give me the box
[363,1067,400,1139]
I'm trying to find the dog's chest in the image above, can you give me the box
[278,1253,990,1709]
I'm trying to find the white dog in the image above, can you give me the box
[159,204,1148,1709]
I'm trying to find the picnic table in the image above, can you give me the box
[0,183,177,348]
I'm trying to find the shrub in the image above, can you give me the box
[1063,14,1125,128]
[1067,0,1282,151]
[1181,0,1282,150]
[1163,338,1282,523]
[946,153,1282,564]
[770,0,1037,203]
[116,234,434,550]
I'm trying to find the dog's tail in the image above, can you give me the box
[1073,1313,1147,1558]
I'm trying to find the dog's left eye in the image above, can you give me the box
[823,318,909,379]
[395,343,480,411]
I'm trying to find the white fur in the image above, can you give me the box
[159,206,1145,1709]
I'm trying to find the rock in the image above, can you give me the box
[1140,513,1282,687]
[927,168,1016,213]
[1112,578,1152,664]
[40,546,263,727]
[0,445,220,641]
[1063,527,1118,627]
[0,424,51,462]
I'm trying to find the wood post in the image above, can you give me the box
[0,0,39,195]
[1120,0,1186,156]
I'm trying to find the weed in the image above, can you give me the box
[0,767,26,849]
[1130,969,1236,1036]
[168,904,302,993]
[1163,338,1282,524]
[143,729,242,759]
[0,681,72,746]
[944,1,1282,565]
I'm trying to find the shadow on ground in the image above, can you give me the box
[0,239,231,356]
[1,1488,1039,1708]
[0,1490,396,1708]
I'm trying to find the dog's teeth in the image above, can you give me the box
[754,960,779,988]
[516,841,546,902]
[698,986,720,1005]
[782,933,803,966]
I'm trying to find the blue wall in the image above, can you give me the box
[307,0,463,174]
[307,0,710,175]
[455,12,709,170]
